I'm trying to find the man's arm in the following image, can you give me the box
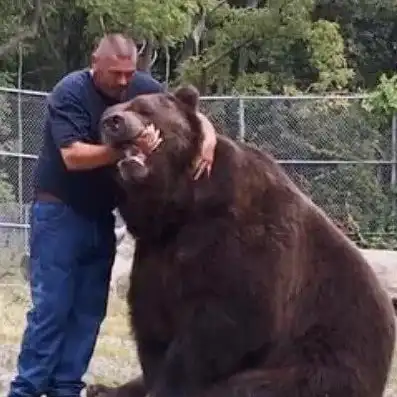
[61,141,120,170]
[194,112,217,179]
[48,87,121,171]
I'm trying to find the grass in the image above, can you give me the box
[0,280,141,393]
[1,279,397,396]
[388,358,397,397]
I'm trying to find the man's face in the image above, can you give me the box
[92,55,136,101]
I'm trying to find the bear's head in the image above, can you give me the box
[99,85,231,238]
[99,84,205,185]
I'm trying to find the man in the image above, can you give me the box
[8,33,217,397]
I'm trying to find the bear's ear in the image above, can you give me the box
[173,84,200,111]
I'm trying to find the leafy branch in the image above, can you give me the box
[0,0,42,58]
[362,74,397,119]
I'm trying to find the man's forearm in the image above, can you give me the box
[192,112,217,179]
[61,141,121,170]
[197,112,217,146]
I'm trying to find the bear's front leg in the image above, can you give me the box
[87,375,146,397]
[147,300,269,397]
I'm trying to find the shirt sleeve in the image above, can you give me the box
[47,85,91,149]
[129,71,165,98]
[146,77,165,93]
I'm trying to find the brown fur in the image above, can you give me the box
[87,85,396,397]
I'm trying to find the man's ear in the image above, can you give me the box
[173,84,200,111]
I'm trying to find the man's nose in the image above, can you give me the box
[117,73,129,87]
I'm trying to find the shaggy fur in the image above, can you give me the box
[87,85,396,397]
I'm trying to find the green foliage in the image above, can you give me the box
[362,74,397,119]
[175,1,356,95]
[239,96,391,241]
[307,20,354,92]
[358,73,397,249]
[77,0,206,44]
[233,73,271,95]
[0,2,26,48]
[0,71,15,88]
[175,4,279,91]
[0,170,15,203]
[313,0,397,90]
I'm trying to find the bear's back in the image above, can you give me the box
[124,134,395,397]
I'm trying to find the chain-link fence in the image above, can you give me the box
[0,88,396,282]
[201,95,397,248]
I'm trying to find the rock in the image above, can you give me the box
[110,228,135,289]
[361,249,397,310]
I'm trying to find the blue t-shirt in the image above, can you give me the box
[33,69,163,219]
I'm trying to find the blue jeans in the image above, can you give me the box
[8,200,116,397]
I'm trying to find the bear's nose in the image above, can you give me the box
[103,114,126,139]
[100,106,146,147]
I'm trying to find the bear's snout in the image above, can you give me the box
[101,114,128,144]
[100,105,145,149]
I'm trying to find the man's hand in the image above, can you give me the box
[135,124,163,155]
[193,112,217,180]
[61,141,123,170]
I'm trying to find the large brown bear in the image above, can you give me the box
[88,85,396,397]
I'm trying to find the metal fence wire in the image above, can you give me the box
[0,88,396,276]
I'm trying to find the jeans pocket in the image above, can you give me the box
[31,201,68,223]
[28,202,78,273]
[29,202,70,259]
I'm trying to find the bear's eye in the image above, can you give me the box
[137,106,154,119]
[140,109,152,117]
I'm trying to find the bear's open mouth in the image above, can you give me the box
[100,102,164,179]
[118,148,146,168]
[116,124,163,177]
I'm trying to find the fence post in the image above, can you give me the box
[392,112,397,215]
[238,98,245,142]
[24,205,29,254]
[17,45,23,225]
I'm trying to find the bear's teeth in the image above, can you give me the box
[130,155,145,166]
[123,148,134,159]
[122,148,146,166]
[151,136,163,151]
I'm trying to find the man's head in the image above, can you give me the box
[91,33,137,101]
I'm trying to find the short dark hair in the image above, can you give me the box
[92,33,137,59]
